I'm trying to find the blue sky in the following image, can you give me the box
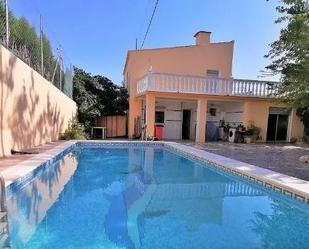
[10,0,281,84]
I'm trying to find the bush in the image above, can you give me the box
[60,118,87,140]
[246,125,261,136]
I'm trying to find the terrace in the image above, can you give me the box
[137,72,279,98]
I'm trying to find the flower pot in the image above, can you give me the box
[244,136,252,144]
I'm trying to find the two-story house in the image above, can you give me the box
[123,31,303,143]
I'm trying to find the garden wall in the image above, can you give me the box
[96,115,127,138]
[0,45,77,157]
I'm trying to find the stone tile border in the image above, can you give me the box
[164,142,309,203]
[1,140,309,203]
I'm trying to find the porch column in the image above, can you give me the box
[145,94,155,138]
[195,98,207,143]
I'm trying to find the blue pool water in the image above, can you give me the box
[6,145,309,249]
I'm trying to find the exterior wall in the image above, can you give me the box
[243,100,304,142]
[243,100,273,141]
[0,45,77,157]
[289,109,304,141]
[207,101,244,127]
[124,39,234,138]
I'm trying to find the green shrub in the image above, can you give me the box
[60,118,87,140]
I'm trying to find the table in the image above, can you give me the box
[91,127,107,139]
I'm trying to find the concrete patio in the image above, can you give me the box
[186,142,309,181]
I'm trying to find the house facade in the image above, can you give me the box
[123,31,304,143]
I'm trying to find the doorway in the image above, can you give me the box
[182,110,191,140]
[266,108,289,142]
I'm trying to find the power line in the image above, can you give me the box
[140,0,159,49]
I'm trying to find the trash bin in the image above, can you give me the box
[154,125,164,140]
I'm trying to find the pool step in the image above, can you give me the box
[0,221,9,248]
[0,233,9,247]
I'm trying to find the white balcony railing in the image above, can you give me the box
[136,72,279,98]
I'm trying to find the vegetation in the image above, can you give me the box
[60,117,87,140]
[252,200,309,249]
[0,2,64,88]
[72,67,129,133]
[266,0,309,139]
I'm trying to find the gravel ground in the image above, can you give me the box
[184,142,309,181]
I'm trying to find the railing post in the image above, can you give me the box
[148,67,153,91]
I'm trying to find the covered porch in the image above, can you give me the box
[139,94,246,143]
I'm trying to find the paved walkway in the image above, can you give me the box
[185,142,309,181]
[0,141,65,174]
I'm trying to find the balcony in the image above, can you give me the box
[137,72,279,98]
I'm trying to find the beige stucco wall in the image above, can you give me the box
[243,100,304,141]
[289,109,304,140]
[124,38,234,138]
[0,45,77,157]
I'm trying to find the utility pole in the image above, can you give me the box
[40,15,44,76]
[51,45,62,89]
[135,38,138,50]
[5,0,9,47]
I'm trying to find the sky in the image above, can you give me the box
[10,0,282,85]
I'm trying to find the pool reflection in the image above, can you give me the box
[6,146,309,249]
[7,153,78,248]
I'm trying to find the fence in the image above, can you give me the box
[0,0,73,98]
[96,116,127,138]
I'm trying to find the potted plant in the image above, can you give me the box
[245,124,261,143]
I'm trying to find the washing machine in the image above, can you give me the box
[228,128,236,143]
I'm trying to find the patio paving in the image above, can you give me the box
[0,141,65,174]
[185,142,309,181]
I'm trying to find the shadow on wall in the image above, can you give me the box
[0,46,65,156]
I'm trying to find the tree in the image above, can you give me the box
[266,0,309,138]
[72,67,128,133]
[0,1,63,89]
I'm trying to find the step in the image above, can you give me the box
[0,234,8,245]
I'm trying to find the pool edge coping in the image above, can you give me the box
[2,140,309,203]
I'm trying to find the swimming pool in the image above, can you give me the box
[5,142,309,249]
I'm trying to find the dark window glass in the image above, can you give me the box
[207,70,219,78]
[155,111,164,123]
[210,108,216,116]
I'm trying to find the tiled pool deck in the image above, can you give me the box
[0,140,309,203]
[186,142,309,181]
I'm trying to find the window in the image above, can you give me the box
[210,108,216,116]
[207,70,219,78]
[155,111,165,123]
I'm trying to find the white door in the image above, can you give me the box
[163,110,182,140]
